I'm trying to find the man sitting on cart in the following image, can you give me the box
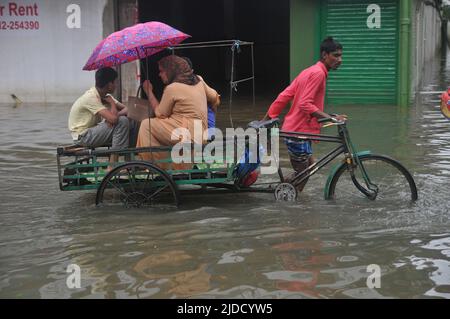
[68,67,129,167]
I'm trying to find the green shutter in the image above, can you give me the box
[321,0,399,105]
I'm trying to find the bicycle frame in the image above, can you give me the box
[279,123,379,199]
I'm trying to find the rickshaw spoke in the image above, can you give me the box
[126,168,137,193]
[107,180,129,198]
[141,171,153,193]
[146,185,169,201]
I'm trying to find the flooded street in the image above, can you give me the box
[1,53,450,299]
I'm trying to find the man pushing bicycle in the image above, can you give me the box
[264,37,348,192]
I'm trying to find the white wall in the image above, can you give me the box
[412,0,443,93]
[0,0,112,103]
[117,0,139,102]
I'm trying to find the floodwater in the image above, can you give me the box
[1,56,450,299]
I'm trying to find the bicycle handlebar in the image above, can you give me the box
[318,117,339,124]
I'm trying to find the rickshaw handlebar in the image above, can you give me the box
[318,114,346,125]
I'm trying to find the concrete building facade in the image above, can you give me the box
[0,0,115,103]
[291,0,444,107]
[0,0,444,107]
[411,0,443,93]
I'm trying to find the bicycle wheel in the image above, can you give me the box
[326,154,418,202]
[96,161,180,208]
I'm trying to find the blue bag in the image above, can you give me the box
[234,144,265,180]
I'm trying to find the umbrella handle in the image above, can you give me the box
[136,84,143,99]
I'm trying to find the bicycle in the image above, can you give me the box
[57,117,418,208]
[272,117,418,202]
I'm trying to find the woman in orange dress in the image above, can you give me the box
[136,55,220,169]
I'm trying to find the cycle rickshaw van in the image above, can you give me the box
[57,35,418,209]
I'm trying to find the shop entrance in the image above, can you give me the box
[138,0,290,99]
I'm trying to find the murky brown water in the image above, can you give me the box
[1,53,450,299]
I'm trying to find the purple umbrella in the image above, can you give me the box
[83,21,190,71]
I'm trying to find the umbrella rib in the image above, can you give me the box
[135,47,140,60]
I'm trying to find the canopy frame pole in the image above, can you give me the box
[251,43,256,109]
[144,40,256,129]
[229,43,236,128]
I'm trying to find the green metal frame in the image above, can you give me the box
[57,146,237,192]
[290,0,321,81]
[398,0,412,108]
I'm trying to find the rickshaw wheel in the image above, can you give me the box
[96,161,180,209]
[274,183,298,202]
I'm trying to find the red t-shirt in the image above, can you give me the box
[268,61,328,134]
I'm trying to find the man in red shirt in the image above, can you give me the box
[266,37,347,192]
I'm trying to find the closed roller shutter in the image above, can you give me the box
[322,0,399,105]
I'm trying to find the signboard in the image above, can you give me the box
[0,2,40,31]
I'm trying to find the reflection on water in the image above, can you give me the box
[1,51,450,298]
[134,250,211,298]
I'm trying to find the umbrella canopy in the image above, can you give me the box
[83,21,190,71]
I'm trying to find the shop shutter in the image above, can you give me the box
[322,0,399,105]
